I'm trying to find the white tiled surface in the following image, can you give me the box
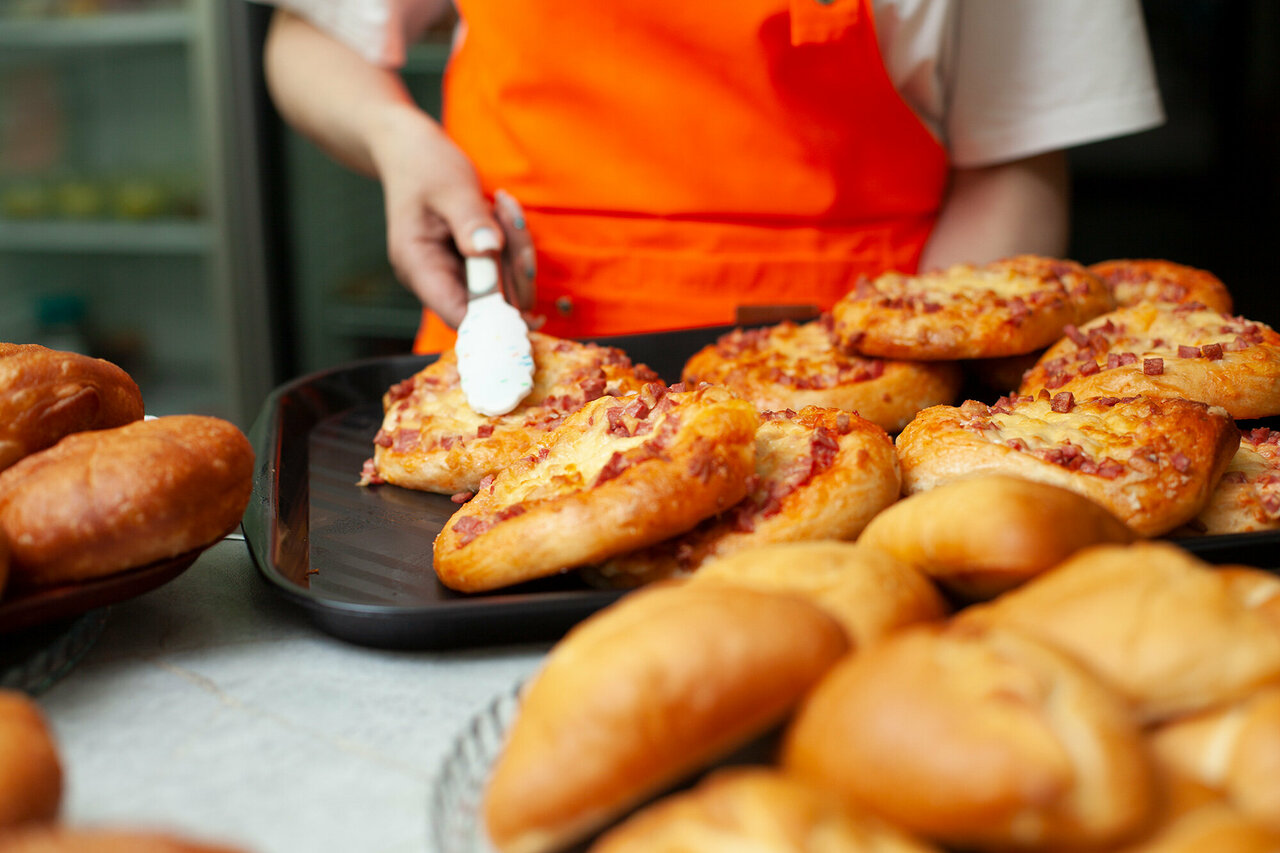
[35,539,550,853]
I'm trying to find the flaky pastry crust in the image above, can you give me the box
[366,332,660,494]
[831,255,1114,360]
[896,394,1238,537]
[1018,303,1280,419]
[433,384,759,592]
[586,406,900,588]
[681,317,962,431]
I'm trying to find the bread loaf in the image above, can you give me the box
[483,581,849,853]
[0,690,62,829]
[0,415,253,586]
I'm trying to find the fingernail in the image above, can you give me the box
[471,227,499,253]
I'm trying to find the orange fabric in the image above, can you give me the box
[414,0,948,354]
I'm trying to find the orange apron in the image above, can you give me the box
[414,0,949,353]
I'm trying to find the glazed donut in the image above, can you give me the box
[0,344,144,472]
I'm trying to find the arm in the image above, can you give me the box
[263,9,500,326]
[918,150,1070,272]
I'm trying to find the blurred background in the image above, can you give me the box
[0,0,1276,429]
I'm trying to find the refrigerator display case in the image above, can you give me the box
[0,0,280,428]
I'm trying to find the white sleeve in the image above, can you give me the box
[254,0,450,67]
[945,0,1165,168]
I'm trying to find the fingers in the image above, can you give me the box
[494,189,537,311]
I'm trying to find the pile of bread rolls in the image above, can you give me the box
[479,475,1280,853]
[0,343,254,616]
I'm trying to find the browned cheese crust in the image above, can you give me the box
[588,766,941,853]
[830,255,1114,360]
[0,343,144,472]
[0,827,248,853]
[781,622,1155,850]
[1177,427,1280,536]
[1088,259,1234,313]
[687,540,949,648]
[482,582,849,853]
[857,474,1135,601]
[0,690,62,830]
[0,415,254,586]
[1018,303,1280,419]
[895,394,1239,537]
[959,542,1280,724]
[365,332,660,494]
[680,317,962,432]
[432,384,759,593]
[586,406,901,588]
[1151,686,1280,834]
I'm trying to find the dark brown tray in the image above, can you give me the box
[243,327,1280,650]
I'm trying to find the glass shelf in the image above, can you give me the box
[0,219,213,254]
[0,8,192,51]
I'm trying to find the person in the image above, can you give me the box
[259,0,1164,354]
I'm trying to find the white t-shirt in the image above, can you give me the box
[266,0,1165,168]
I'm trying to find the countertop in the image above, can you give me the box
[33,537,552,853]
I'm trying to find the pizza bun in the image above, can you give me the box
[0,827,248,853]
[586,406,901,588]
[0,690,62,829]
[781,621,1155,850]
[1150,686,1280,833]
[685,540,948,648]
[0,415,254,587]
[831,254,1114,361]
[1087,258,1233,314]
[1018,303,1280,419]
[959,542,1280,724]
[587,766,941,853]
[433,384,758,593]
[896,394,1239,537]
[482,581,850,853]
[367,331,660,494]
[680,317,963,432]
[0,343,144,472]
[1175,427,1280,536]
[857,474,1135,601]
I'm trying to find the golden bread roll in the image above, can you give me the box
[0,415,254,587]
[688,540,948,647]
[483,582,850,853]
[0,343,144,472]
[857,474,1135,601]
[587,406,901,588]
[960,542,1280,724]
[1176,426,1280,536]
[0,690,62,829]
[434,384,759,592]
[1107,802,1280,853]
[1150,686,1280,833]
[588,766,941,853]
[782,622,1155,851]
[0,827,247,853]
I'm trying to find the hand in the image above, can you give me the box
[370,105,505,327]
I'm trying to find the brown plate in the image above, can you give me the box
[0,543,214,635]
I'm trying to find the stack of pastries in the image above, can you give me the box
[359,255,1280,596]
[0,343,254,619]
[357,255,1280,849]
